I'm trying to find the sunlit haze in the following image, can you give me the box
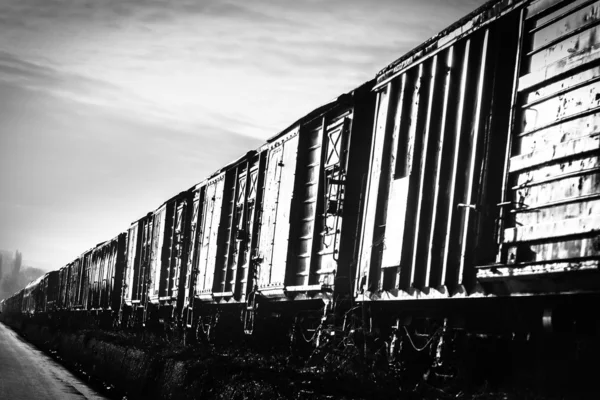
[0,0,488,271]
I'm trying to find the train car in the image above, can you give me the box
[356,0,600,336]
[57,265,71,311]
[67,258,82,310]
[88,233,127,325]
[238,81,376,334]
[22,276,43,316]
[80,248,95,312]
[121,213,154,327]
[182,181,205,329]
[0,289,23,321]
[44,270,60,313]
[184,151,265,337]
[145,190,193,328]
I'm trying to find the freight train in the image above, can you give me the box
[2,0,600,355]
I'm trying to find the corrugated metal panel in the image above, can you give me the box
[81,251,93,310]
[170,195,191,304]
[256,130,299,289]
[184,184,204,307]
[237,159,261,299]
[46,271,59,311]
[67,259,80,308]
[123,223,140,305]
[160,203,175,299]
[90,248,101,309]
[149,205,167,301]
[196,173,226,296]
[293,122,324,287]
[214,169,238,295]
[89,234,124,311]
[137,216,153,305]
[58,265,70,310]
[215,158,260,298]
[483,0,600,287]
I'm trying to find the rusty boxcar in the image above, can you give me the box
[357,0,600,334]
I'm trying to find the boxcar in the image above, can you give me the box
[236,81,377,332]
[57,265,71,311]
[145,190,194,327]
[86,233,126,325]
[357,0,600,333]
[67,258,83,310]
[121,213,154,326]
[45,270,60,313]
[184,151,265,335]
[22,277,42,316]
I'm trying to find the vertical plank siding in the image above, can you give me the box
[479,0,600,291]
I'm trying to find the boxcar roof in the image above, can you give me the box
[375,0,526,86]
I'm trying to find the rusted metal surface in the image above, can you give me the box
[479,0,600,292]
[359,12,521,300]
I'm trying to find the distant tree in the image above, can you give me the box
[13,250,21,277]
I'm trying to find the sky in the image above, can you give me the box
[0,0,489,271]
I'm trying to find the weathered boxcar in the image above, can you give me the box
[67,258,83,310]
[80,247,96,312]
[0,289,23,321]
[182,180,206,328]
[57,265,71,310]
[45,270,60,312]
[121,213,154,326]
[240,82,376,333]
[192,172,227,305]
[475,0,600,329]
[87,233,126,325]
[22,277,42,316]
[145,190,193,327]
[184,151,265,336]
[357,0,600,334]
